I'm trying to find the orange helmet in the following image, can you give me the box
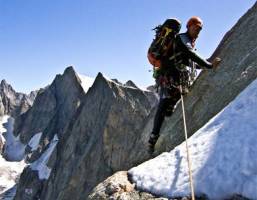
[187,16,203,29]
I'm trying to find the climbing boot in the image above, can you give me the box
[148,133,159,154]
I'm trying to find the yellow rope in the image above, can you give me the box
[180,85,195,200]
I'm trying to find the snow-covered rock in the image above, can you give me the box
[1,117,26,161]
[30,134,58,180]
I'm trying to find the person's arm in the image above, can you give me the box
[177,35,213,69]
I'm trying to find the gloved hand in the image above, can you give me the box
[212,57,221,69]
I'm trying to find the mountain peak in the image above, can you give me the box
[63,66,76,76]
[0,79,15,94]
[124,80,138,89]
[0,79,9,88]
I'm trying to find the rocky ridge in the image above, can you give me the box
[13,69,157,200]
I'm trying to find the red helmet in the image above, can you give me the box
[187,16,203,29]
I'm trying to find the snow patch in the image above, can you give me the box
[28,132,42,152]
[30,134,59,180]
[77,74,95,93]
[1,117,26,161]
[0,116,27,197]
[129,78,257,199]
[0,154,26,195]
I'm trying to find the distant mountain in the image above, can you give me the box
[8,66,156,200]
[0,79,37,118]
[13,66,88,146]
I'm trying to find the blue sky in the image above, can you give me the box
[0,0,256,93]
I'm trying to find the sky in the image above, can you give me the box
[0,0,256,93]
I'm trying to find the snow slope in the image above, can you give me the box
[30,134,59,180]
[129,78,257,199]
[27,132,42,152]
[0,154,26,195]
[1,116,26,161]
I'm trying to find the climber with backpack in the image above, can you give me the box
[148,16,221,154]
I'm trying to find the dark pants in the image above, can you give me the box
[152,86,181,136]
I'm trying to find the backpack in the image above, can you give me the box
[147,18,181,79]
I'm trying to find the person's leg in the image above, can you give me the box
[148,86,181,153]
[148,97,167,153]
[151,98,168,135]
[148,97,175,153]
[164,87,181,116]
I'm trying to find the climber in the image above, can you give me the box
[148,16,221,154]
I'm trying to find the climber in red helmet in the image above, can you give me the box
[148,16,221,154]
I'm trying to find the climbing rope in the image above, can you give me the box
[179,85,195,200]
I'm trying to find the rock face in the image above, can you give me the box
[0,79,36,117]
[13,66,89,199]
[13,71,157,200]
[13,66,85,145]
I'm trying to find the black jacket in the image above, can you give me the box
[162,32,213,71]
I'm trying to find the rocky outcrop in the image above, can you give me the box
[0,80,36,117]
[88,171,168,200]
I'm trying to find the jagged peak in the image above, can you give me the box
[93,73,150,94]
[61,66,80,82]
[93,72,109,86]
[0,79,11,89]
[111,79,122,85]
[0,79,16,93]
[124,80,138,89]
[0,79,8,86]
[94,73,126,90]
[88,72,122,95]
[63,66,77,77]
[53,66,78,80]
[51,66,81,90]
